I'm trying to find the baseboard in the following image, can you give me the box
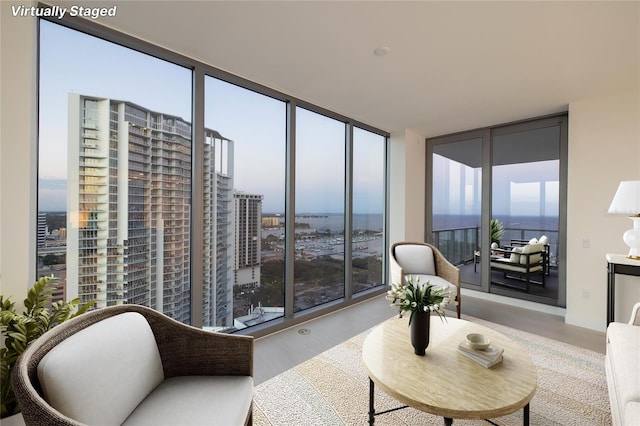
[565,313,606,333]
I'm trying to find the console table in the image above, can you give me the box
[606,253,640,326]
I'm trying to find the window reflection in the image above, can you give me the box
[432,138,483,286]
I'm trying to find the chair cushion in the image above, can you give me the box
[394,244,436,275]
[122,376,254,425]
[519,243,543,265]
[491,258,543,273]
[509,247,522,263]
[407,274,457,296]
[37,312,164,425]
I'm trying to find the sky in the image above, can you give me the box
[38,20,191,210]
[38,19,385,215]
[38,18,558,220]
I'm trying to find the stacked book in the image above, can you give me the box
[457,341,504,368]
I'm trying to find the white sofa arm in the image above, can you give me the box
[629,302,640,326]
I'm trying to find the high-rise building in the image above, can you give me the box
[37,212,47,248]
[234,192,262,292]
[261,215,281,228]
[203,130,235,328]
[66,94,233,326]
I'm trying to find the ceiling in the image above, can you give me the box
[434,125,563,167]
[51,0,639,137]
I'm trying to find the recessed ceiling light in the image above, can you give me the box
[374,46,390,57]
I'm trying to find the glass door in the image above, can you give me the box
[427,114,567,308]
[430,137,483,287]
[490,122,562,304]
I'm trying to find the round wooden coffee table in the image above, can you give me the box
[362,316,537,425]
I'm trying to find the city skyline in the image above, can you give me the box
[36,20,386,329]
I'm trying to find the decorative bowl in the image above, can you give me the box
[466,333,491,350]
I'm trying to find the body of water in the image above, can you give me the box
[289,213,383,233]
[433,214,559,232]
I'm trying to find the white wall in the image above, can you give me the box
[388,129,426,247]
[403,129,426,242]
[566,89,640,331]
[388,132,406,246]
[0,2,38,307]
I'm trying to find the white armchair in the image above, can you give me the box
[390,242,461,318]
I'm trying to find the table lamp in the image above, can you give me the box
[608,180,640,259]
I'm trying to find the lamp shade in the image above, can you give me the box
[608,180,640,214]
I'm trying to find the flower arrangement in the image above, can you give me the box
[386,275,451,325]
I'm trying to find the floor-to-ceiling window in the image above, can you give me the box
[352,127,386,294]
[205,77,287,330]
[37,16,389,334]
[427,115,567,307]
[294,108,346,312]
[38,19,194,323]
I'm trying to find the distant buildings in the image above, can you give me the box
[234,192,262,291]
[261,215,281,228]
[37,212,47,248]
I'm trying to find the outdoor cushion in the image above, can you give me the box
[519,243,543,265]
[490,259,543,273]
[509,247,522,263]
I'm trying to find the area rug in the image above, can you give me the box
[252,315,611,425]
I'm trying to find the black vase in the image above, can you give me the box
[410,310,431,356]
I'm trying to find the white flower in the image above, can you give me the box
[388,276,450,323]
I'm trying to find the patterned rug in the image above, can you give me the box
[252,315,611,425]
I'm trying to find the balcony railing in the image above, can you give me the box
[433,226,559,267]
